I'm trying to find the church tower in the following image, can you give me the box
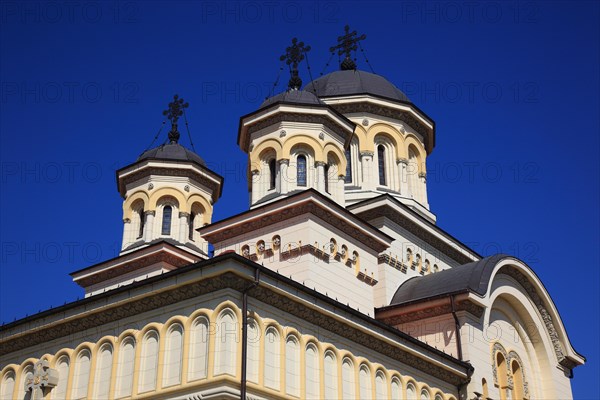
[238,38,355,207]
[117,95,223,257]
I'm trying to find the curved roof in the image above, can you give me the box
[390,254,508,305]
[260,89,324,108]
[305,69,411,103]
[137,143,205,166]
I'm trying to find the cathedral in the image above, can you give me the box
[0,27,584,400]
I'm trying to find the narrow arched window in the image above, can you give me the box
[324,351,338,399]
[406,383,417,400]
[0,370,16,400]
[342,358,355,399]
[482,378,489,400]
[53,357,70,400]
[375,371,387,399]
[163,324,184,387]
[72,350,91,399]
[189,317,209,381]
[138,209,145,238]
[390,377,401,399]
[305,344,320,399]
[324,164,330,193]
[246,318,260,383]
[161,205,172,235]
[189,212,195,240]
[93,343,113,400]
[421,389,431,400]
[378,145,386,186]
[297,155,307,186]
[269,158,277,190]
[359,365,371,399]
[511,360,525,400]
[115,337,135,398]
[215,310,237,376]
[19,364,33,400]
[345,148,352,183]
[285,335,300,396]
[138,331,159,393]
[264,327,280,390]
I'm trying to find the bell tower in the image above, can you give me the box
[238,38,355,208]
[116,95,223,257]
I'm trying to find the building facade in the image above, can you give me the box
[0,32,584,400]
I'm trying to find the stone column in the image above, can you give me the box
[338,175,346,205]
[419,172,428,206]
[397,158,408,195]
[278,159,289,194]
[250,169,260,205]
[143,210,155,242]
[121,218,131,250]
[179,211,190,243]
[315,161,326,192]
[360,151,374,190]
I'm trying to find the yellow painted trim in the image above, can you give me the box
[123,191,150,219]
[147,187,187,211]
[249,138,284,171]
[281,135,325,163]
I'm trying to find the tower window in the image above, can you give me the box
[269,159,276,190]
[324,164,330,193]
[137,209,145,239]
[378,145,386,186]
[297,155,307,186]
[345,148,352,183]
[162,206,172,235]
[189,212,195,240]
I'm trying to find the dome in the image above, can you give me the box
[137,142,206,166]
[260,89,324,108]
[305,69,410,103]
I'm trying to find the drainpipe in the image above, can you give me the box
[240,268,260,400]
[450,295,463,361]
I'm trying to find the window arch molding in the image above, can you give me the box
[374,135,397,189]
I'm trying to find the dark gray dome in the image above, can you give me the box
[260,89,324,108]
[137,143,205,166]
[306,70,410,103]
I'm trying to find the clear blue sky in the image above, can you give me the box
[1,1,598,397]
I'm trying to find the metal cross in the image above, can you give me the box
[24,360,59,400]
[280,37,311,90]
[330,25,366,70]
[162,94,189,143]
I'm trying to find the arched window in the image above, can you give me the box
[305,344,320,399]
[269,158,277,190]
[137,208,145,239]
[324,351,338,399]
[53,356,70,400]
[421,389,431,400]
[189,212,196,240]
[434,264,439,273]
[215,310,237,376]
[72,350,91,399]
[359,364,371,399]
[246,318,260,383]
[435,394,444,400]
[189,317,209,381]
[138,330,159,393]
[408,148,420,200]
[264,327,280,390]
[297,155,307,186]
[424,259,430,274]
[406,248,413,263]
[163,324,184,387]
[406,383,417,400]
[496,352,508,400]
[0,370,15,400]
[93,343,113,400]
[19,364,33,400]
[378,145,386,186]
[161,205,172,235]
[285,335,300,396]
[342,358,355,399]
[324,163,330,193]
[511,360,525,400]
[115,337,135,398]
[390,376,401,399]
[375,371,387,399]
[345,148,352,183]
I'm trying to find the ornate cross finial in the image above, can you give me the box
[162,94,189,143]
[280,37,311,90]
[25,360,58,399]
[330,25,366,71]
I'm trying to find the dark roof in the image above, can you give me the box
[306,69,411,103]
[390,254,509,305]
[137,143,206,166]
[260,89,324,108]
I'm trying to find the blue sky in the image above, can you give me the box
[1,1,598,397]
